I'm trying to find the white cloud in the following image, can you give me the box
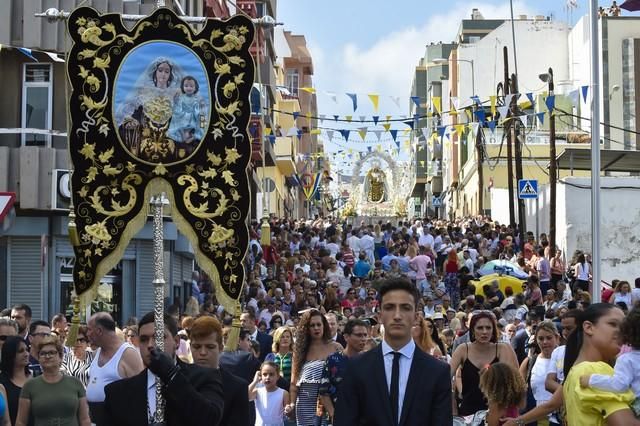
[309,1,538,114]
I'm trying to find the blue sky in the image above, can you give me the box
[275,0,619,171]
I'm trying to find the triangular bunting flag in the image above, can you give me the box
[333,115,339,122]
[490,95,497,116]
[497,105,509,121]
[526,92,535,105]
[326,130,334,140]
[474,109,486,123]
[269,135,276,145]
[505,93,514,106]
[581,85,589,103]
[346,93,358,112]
[292,111,300,120]
[310,128,322,135]
[367,146,372,153]
[433,97,441,113]
[286,127,299,137]
[421,128,430,139]
[383,123,391,132]
[411,96,421,108]
[319,114,326,123]
[390,96,401,108]
[545,95,555,112]
[437,126,446,137]
[373,130,382,141]
[345,115,353,123]
[536,112,545,125]
[264,127,272,136]
[487,120,497,134]
[451,97,459,111]
[326,92,338,103]
[300,87,316,94]
[368,94,379,112]
[471,95,481,105]
[340,129,350,141]
[372,116,380,125]
[471,123,480,137]
[568,89,580,107]
[359,115,366,123]
[358,127,367,141]
[403,120,415,130]
[454,124,465,137]
[390,130,398,141]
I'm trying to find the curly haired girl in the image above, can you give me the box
[479,362,527,426]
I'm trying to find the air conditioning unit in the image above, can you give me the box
[52,169,71,211]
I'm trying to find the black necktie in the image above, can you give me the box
[390,351,401,426]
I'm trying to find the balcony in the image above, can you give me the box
[274,136,296,176]
[250,117,276,166]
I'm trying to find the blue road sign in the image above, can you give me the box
[518,179,538,199]
[432,196,442,207]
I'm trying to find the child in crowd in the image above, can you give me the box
[478,362,527,426]
[250,361,291,426]
[580,307,640,416]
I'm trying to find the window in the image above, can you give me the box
[286,69,299,96]
[22,64,53,147]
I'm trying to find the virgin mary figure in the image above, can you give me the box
[115,57,184,163]
[363,161,389,203]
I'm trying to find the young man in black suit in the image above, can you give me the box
[240,310,273,361]
[334,278,452,426]
[190,315,250,426]
[103,312,224,426]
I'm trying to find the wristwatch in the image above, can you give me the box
[515,419,525,426]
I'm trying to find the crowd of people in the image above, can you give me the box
[0,215,639,425]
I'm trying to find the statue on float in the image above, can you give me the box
[363,161,388,203]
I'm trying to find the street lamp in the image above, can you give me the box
[433,57,475,97]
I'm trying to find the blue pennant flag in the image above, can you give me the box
[437,126,446,137]
[292,111,300,120]
[471,95,481,105]
[372,116,380,125]
[487,120,497,133]
[395,140,400,149]
[537,112,545,125]
[297,129,303,138]
[581,85,589,103]
[474,109,486,123]
[411,96,421,108]
[340,129,350,140]
[545,95,555,112]
[403,120,414,130]
[333,115,339,122]
[269,135,276,145]
[390,129,398,141]
[367,146,372,152]
[526,92,535,105]
[346,93,358,112]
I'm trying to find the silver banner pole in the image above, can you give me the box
[150,194,168,424]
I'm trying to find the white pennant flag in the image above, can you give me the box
[504,93,514,106]
[421,128,430,139]
[319,114,326,123]
[326,130,334,140]
[472,123,480,136]
[326,91,338,103]
[450,96,459,111]
[390,96,401,109]
[286,127,299,137]
[359,115,366,123]
[519,115,529,127]
[497,105,509,120]
[568,90,580,107]
[373,130,383,141]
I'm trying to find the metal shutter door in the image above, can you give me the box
[9,237,43,320]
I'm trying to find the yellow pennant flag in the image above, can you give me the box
[465,109,472,121]
[346,115,353,122]
[376,145,382,151]
[386,115,392,122]
[383,123,391,132]
[310,129,321,135]
[306,113,312,121]
[433,97,441,114]
[404,140,410,148]
[368,94,380,112]
[418,144,424,151]
[358,129,367,140]
[455,124,465,136]
[490,95,497,117]
[300,87,316,94]
[265,127,272,136]
[420,160,425,167]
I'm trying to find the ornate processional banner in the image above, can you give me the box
[66,7,254,311]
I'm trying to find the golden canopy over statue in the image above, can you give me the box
[364,161,388,203]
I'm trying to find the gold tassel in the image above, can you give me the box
[65,295,81,347]
[68,210,80,247]
[260,217,271,246]
[223,299,243,351]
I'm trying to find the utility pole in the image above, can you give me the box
[503,47,516,227]
[511,72,526,253]
[476,119,484,216]
[546,68,557,253]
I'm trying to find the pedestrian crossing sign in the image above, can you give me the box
[518,179,538,199]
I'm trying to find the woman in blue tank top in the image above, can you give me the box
[0,383,10,425]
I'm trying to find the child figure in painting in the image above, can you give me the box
[168,75,207,152]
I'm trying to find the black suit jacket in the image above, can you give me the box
[255,330,273,362]
[219,350,261,384]
[334,343,452,426]
[220,368,250,426]
[103,360,224,426]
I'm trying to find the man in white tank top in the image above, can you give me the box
[86,312,144,425]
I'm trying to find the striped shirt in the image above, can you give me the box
[265,352,292,384]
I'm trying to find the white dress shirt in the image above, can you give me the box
[381,338,416,424]
[147,370,159,420]
[589,349,640,396]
